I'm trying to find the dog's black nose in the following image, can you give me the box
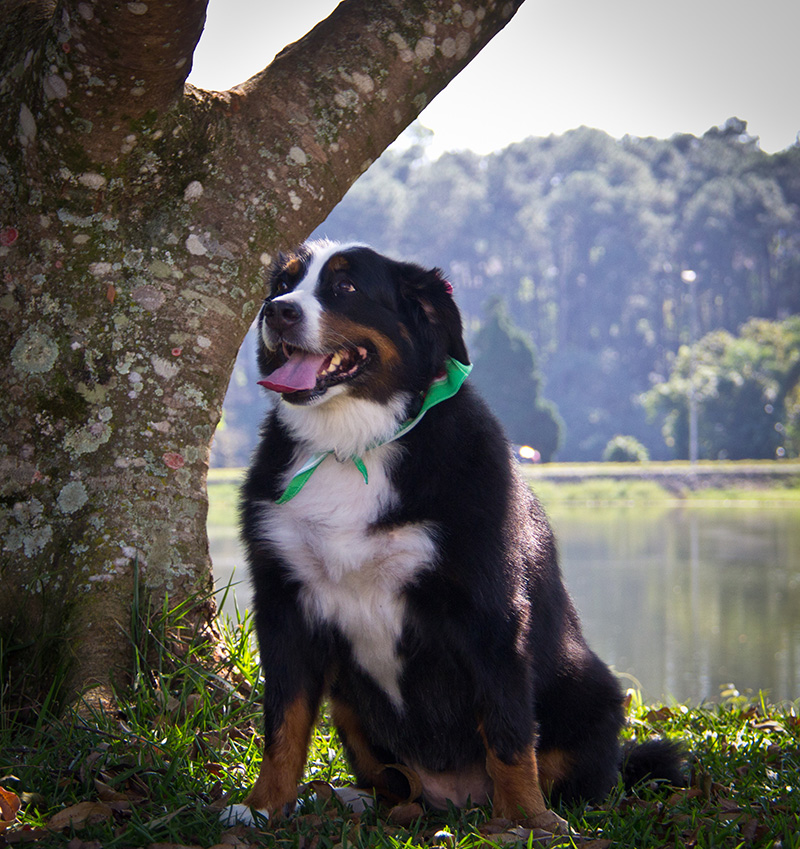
[264,299,302,331]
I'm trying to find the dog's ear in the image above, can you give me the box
[401,266,470,366]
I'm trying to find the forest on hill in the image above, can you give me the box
[213,119,800,465]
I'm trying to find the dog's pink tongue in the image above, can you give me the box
[258,351,326,393]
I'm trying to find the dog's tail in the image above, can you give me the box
[620,738,687,791]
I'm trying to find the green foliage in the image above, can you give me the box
[470,297,563,461]
[602,435,650,463]
[214,123,800,466]
[643,317,800,459]
[282,121,800,466]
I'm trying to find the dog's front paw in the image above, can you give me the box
[219,803,271,827]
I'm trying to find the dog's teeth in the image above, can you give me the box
[330,352,342,367]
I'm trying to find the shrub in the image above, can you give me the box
[602,434,649,463]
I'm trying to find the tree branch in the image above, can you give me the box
[195,0,524,264]
[41,0,208,160]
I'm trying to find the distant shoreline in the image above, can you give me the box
[520,460,800,505]
[208,461,800,513]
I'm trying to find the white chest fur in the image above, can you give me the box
[257,444,437,708]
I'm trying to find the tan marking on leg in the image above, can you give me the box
[244,695,315,816]
[330,697,385,786]
[331,698,422,803]
[537,748,574,797]
[480,728,570,833]
[485,743,548,820]
[478,724,546,821]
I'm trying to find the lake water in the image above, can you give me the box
[209,500,800,706]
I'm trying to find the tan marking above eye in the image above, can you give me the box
[284,256,303,276]
[327,254,350,273]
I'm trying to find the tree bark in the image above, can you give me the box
[0,0,524,707]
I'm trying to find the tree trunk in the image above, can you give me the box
[0,0,524,707]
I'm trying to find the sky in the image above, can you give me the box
[188,0,799,157]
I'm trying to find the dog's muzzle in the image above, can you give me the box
[264,298,303,334]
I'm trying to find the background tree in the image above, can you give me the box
[304,122,800,463]
[642,317,800,460]
[0,0,524,708]
[470,297,562,461]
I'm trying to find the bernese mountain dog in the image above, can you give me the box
[238,240,682,832]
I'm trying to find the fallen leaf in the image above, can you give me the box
[0,786,21,833]
[218,825,255,845]
[619,797,661,813]
[146,844,203,849]
[203,763,225,779]
[301,779,334,801]
[67,839,104,849]
[718,797,743,813]
[645,707,673,723]
[751,720,784,733]
[489,832,536,845]
[479,817,514,834]
[18,792,46,809]
[47,801,113,831]
[94,778,132,803]
[386,802,423,826]
[4,826,51,843]
[667,787,702,806]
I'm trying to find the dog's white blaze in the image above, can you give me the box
[299,240,365,293]
[263,287,324,352]
[257,444,437,708]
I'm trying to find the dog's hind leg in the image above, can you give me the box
[478,725,569,834]
[330,697,385,786]
[330,697,422,803]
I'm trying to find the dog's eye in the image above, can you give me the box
[273,277,291,295]
[334,278,356,295]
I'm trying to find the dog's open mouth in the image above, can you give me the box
[259,342,370,397]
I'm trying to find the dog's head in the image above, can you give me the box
[257,241,469,418]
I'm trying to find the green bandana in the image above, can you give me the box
[276,357,472,504]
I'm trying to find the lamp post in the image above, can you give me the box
[681,269,699,465]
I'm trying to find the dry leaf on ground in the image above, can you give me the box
[0,787,21,833]
[47,801,114,831]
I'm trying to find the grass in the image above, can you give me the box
[1,600,798,849]
[528,478,671,506]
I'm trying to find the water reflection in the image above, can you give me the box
[548,504,800,704]
[209,503,800,705]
